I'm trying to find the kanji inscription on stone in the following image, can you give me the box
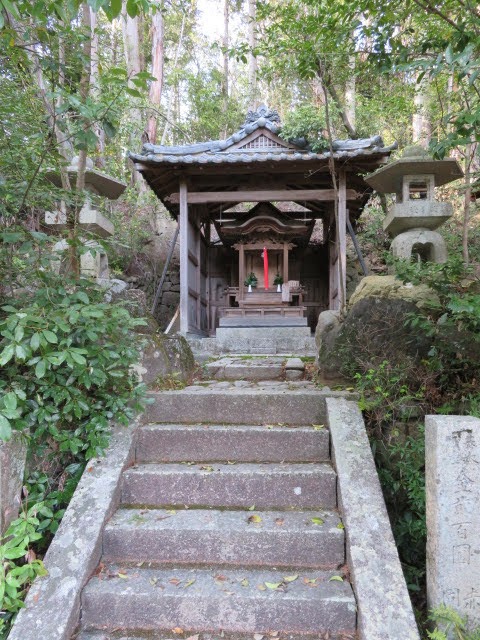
[426,416,480,631]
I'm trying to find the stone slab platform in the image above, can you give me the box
[219,317,308,327]
[81,565,356,635]
[121,462,337,510]
[215,327,313,355]
[103,507,344,568]
[136,424,330,463]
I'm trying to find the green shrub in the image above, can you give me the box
[0,501,49,635]
[0,278,146,453]
[0,229,149,633]
[427,605,480,639]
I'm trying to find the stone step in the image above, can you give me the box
[121,463,337,510]
[204,356,285,381]
[135,424,330,463]
[103,508,344,569]
[81,565,356,635]
[144,388,337,425]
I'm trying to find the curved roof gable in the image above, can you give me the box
[130,105,396,166]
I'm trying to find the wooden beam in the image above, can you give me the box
[167,188,359,204]
[179,180,189,334]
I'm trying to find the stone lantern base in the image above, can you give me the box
[390,227,447,264]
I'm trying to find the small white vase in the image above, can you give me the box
[277,284,282,292]
[248,284,252,293]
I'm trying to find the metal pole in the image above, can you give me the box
[346,216,369,276]
[151,223,180,315]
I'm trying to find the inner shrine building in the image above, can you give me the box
[130,106,395,336]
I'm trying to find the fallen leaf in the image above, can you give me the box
[329,575,344,582]
[166,509,177,515]
[248,505,256,511]
[254,634,264,640]
[274,518,284,526]
[25,549,36,563]
[311,517,324,525]
[172,627,184,634]
[337,522,345,530]
[169,578,182,585]
[214,574,228,586]
[265,582,282,590]
[283,574,298,583]
[312,424,324,430]
[268,633,279,637]
[150,577,158,586]
[303,577,318,586]
[248,514,262,524]
[257,584,266,591]
[227,461,236,465]
[200,465,214,472]
[117,572,128,579]
[184,578,196,588]
[240,578,249,587]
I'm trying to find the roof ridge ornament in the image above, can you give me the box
[243,104,280,126]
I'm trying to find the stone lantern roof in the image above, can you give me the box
[365,146,463,193]
[45,156,127,200]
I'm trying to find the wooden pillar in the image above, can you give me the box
[239,243,245,302]
[204,220,211,335]
[283,242,289,285]
[338,169,347,311]
[179,179,189,334]
[195,209,201,331]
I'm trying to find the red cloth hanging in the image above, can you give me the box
[263,246,269,289]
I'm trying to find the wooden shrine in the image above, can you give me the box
[130,105,395,336]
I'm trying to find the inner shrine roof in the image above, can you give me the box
[215,202,315,246]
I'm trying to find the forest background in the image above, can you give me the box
[1,0,480,637]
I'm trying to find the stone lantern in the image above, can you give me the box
[365,146,463,264]
[44,157,127,279]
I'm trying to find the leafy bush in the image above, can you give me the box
[0,279,146,453]
[393,256,480,413]
[0,229,148,634]
[428,605,480,640]
[0,501,48,635]
[280,104,328,151]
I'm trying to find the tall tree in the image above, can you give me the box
[247,0,257,106]
[147,8,165,144]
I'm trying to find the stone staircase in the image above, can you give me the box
[73,375,357,639]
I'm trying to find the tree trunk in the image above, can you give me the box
[463,142,474,265]
[247,0,257,108]
[344,55,356,132]
[161,12,186,145]
[147,9,164,145]
[122,1,144,184]
[90,8,106,167]
[412,75,431,145]
[322,72,357,139]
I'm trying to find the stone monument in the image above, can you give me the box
[366,147,463,264]
[425,415,480,631]
[44,156,126,279]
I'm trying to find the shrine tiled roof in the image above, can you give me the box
[129,105,397,167]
